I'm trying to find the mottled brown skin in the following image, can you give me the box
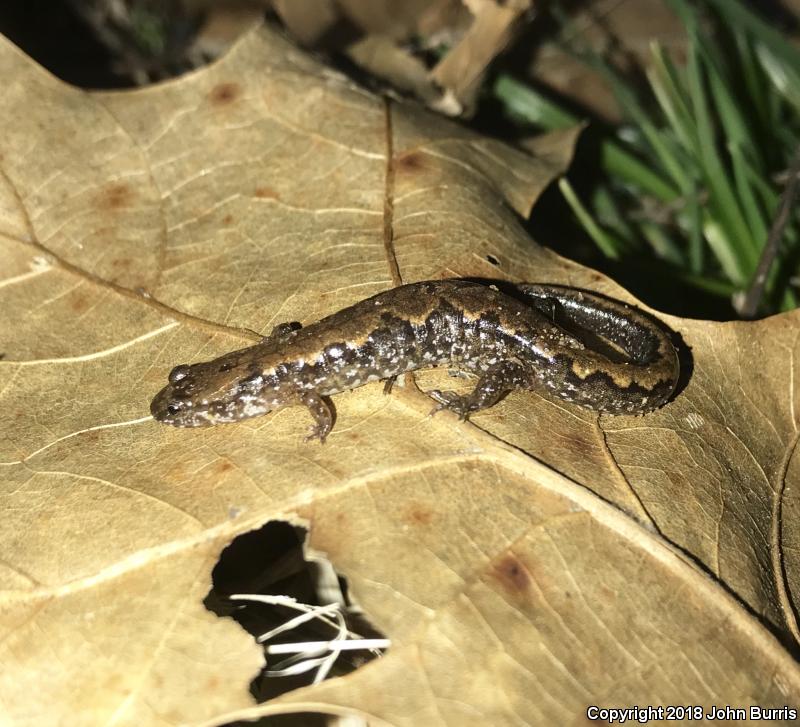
[151,280,680,441]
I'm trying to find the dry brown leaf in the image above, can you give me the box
[269,0,532,116]
[429,0,534,114]
[2,21,800,727]
[346,34,437,104]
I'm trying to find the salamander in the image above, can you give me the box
[150,280,680,441]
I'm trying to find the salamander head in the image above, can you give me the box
[150,357,273,427]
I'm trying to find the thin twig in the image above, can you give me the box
[738,145,800,318]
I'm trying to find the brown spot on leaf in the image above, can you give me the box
[214,460,234,474]
[254,186,279,200]
[204,675,221,691]
[166,461,193,481]
[490,552,532,594]
[396,152,427,172]
[69,293,90,314]
[404,504,433,526]
[209,82,241,106]
[98,183,133,211]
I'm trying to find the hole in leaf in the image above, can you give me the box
[205,521,388,703]
[486,254,500,266]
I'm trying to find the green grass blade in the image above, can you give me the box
[700,0,800,67]
[729,143,768,247]
[558,178,624,259]
[681,181,705,273]
[599,141,679,201]
[703,216,748,284]
[685,38,759,271]
[591,185,637,242]
[647,43,698,155]
[639,221,685,265]
[579,51,695,192]
[492,75,578,130]
[492,74,680,201]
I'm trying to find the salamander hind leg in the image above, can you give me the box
[428,360,530,420]
[299,390,334,443]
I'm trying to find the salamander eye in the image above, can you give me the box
[168,364,191,384]
[166,404,181,415]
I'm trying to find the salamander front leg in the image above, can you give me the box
[299,390,334,443]
[428,360,529,420]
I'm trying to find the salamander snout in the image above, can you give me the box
[150,363,214,426]
[151,357,275,427]
[150,383,208,427]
